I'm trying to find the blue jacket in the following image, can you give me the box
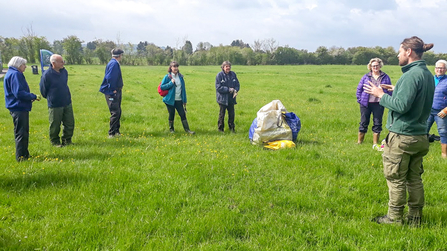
[99,58,123,95]
[215,70,240,106]
[40,65,71,108]
[356,71,392,107]
[3,67,37,112]
[431,75,447,110]
[160,73,187,106]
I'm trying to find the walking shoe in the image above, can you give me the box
[406,216,421,227]
[373,215,402,225]
[372,144,383,151]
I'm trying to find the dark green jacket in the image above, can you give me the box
[380,60,435,135]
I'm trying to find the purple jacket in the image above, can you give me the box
[356,71,392,107]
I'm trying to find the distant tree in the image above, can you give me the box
[329,46,350,65]
[315,46,333,64]
[137,41,148,55]
[86,41,97,51]
[352,47,381,65]
[95,40,116,64]
[145,43,165,65]
[274,46,300,65]
[231,39,250,48]
[182,40,193,55]
[195,42,212,52]
[52,40,64,54]
[241,47,256,65]
[251,39,264,52]
[0,37,20,63]
[62,35,83,64]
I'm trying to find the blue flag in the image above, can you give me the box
[40,49,54,72]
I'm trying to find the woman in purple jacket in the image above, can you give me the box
[356,58,392,148]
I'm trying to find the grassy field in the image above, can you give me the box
[1,64,447,250]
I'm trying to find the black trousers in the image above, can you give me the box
[105,90,122,135]
[10,111,30,161]
[218,103,235,131]
[166,101,186,121]
[359,102,384,133]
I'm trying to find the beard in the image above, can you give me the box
[399,56,409,66]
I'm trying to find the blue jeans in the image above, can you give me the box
[426,108,447,144]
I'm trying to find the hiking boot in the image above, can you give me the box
[373,215,402,225]
[406,216,421,227]
[169,120,175,133]
[182,120,195,134]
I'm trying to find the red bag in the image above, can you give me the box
[158,74,172,97]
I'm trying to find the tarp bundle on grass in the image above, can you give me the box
[249,100,301,149]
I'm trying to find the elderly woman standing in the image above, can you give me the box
[160,61,194,134]
[427,60,447,158]
[356,58,392,148]
[3,56,40,161]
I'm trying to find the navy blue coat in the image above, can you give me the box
[3,67,37,112]
[40,65,71,108]
[215,70,240,106]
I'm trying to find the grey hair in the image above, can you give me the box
[221,61,232,70]
[8,56,27,69]
[436,59,447,67]
[50,54,62,63]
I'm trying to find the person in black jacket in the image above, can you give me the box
[215,61,240,133]
[40,54,74,146]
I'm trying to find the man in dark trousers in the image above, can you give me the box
[100,48,124,138]
[365,36,435,226]
[40,54,74,147]
[215,61,240,133]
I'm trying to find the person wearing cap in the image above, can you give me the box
[40,54,75,147]
[100,48,124,138]
[3,56,40,161]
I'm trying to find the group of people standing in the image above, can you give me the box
[99,49,240,137]
[357,47,447,159]
[3,48,241,162]
[3,35,443,227]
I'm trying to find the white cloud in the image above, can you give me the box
[2,0,447,52]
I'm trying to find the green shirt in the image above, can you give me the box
[380,60,435,135]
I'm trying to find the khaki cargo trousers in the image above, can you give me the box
[382,132,429,220]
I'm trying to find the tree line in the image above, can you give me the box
[1,32,447,66]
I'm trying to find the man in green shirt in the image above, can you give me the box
[364,36,435,226]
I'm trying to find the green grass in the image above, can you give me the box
[1,64,447,250]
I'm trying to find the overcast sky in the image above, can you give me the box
[3,0,447,52]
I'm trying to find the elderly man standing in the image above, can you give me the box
[100,48,124,138]
[40,54,74,147]
[426,60,447,158]
[364,36,435,226]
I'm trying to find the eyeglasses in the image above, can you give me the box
[435,67,446,70]
[371,65,380,68]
